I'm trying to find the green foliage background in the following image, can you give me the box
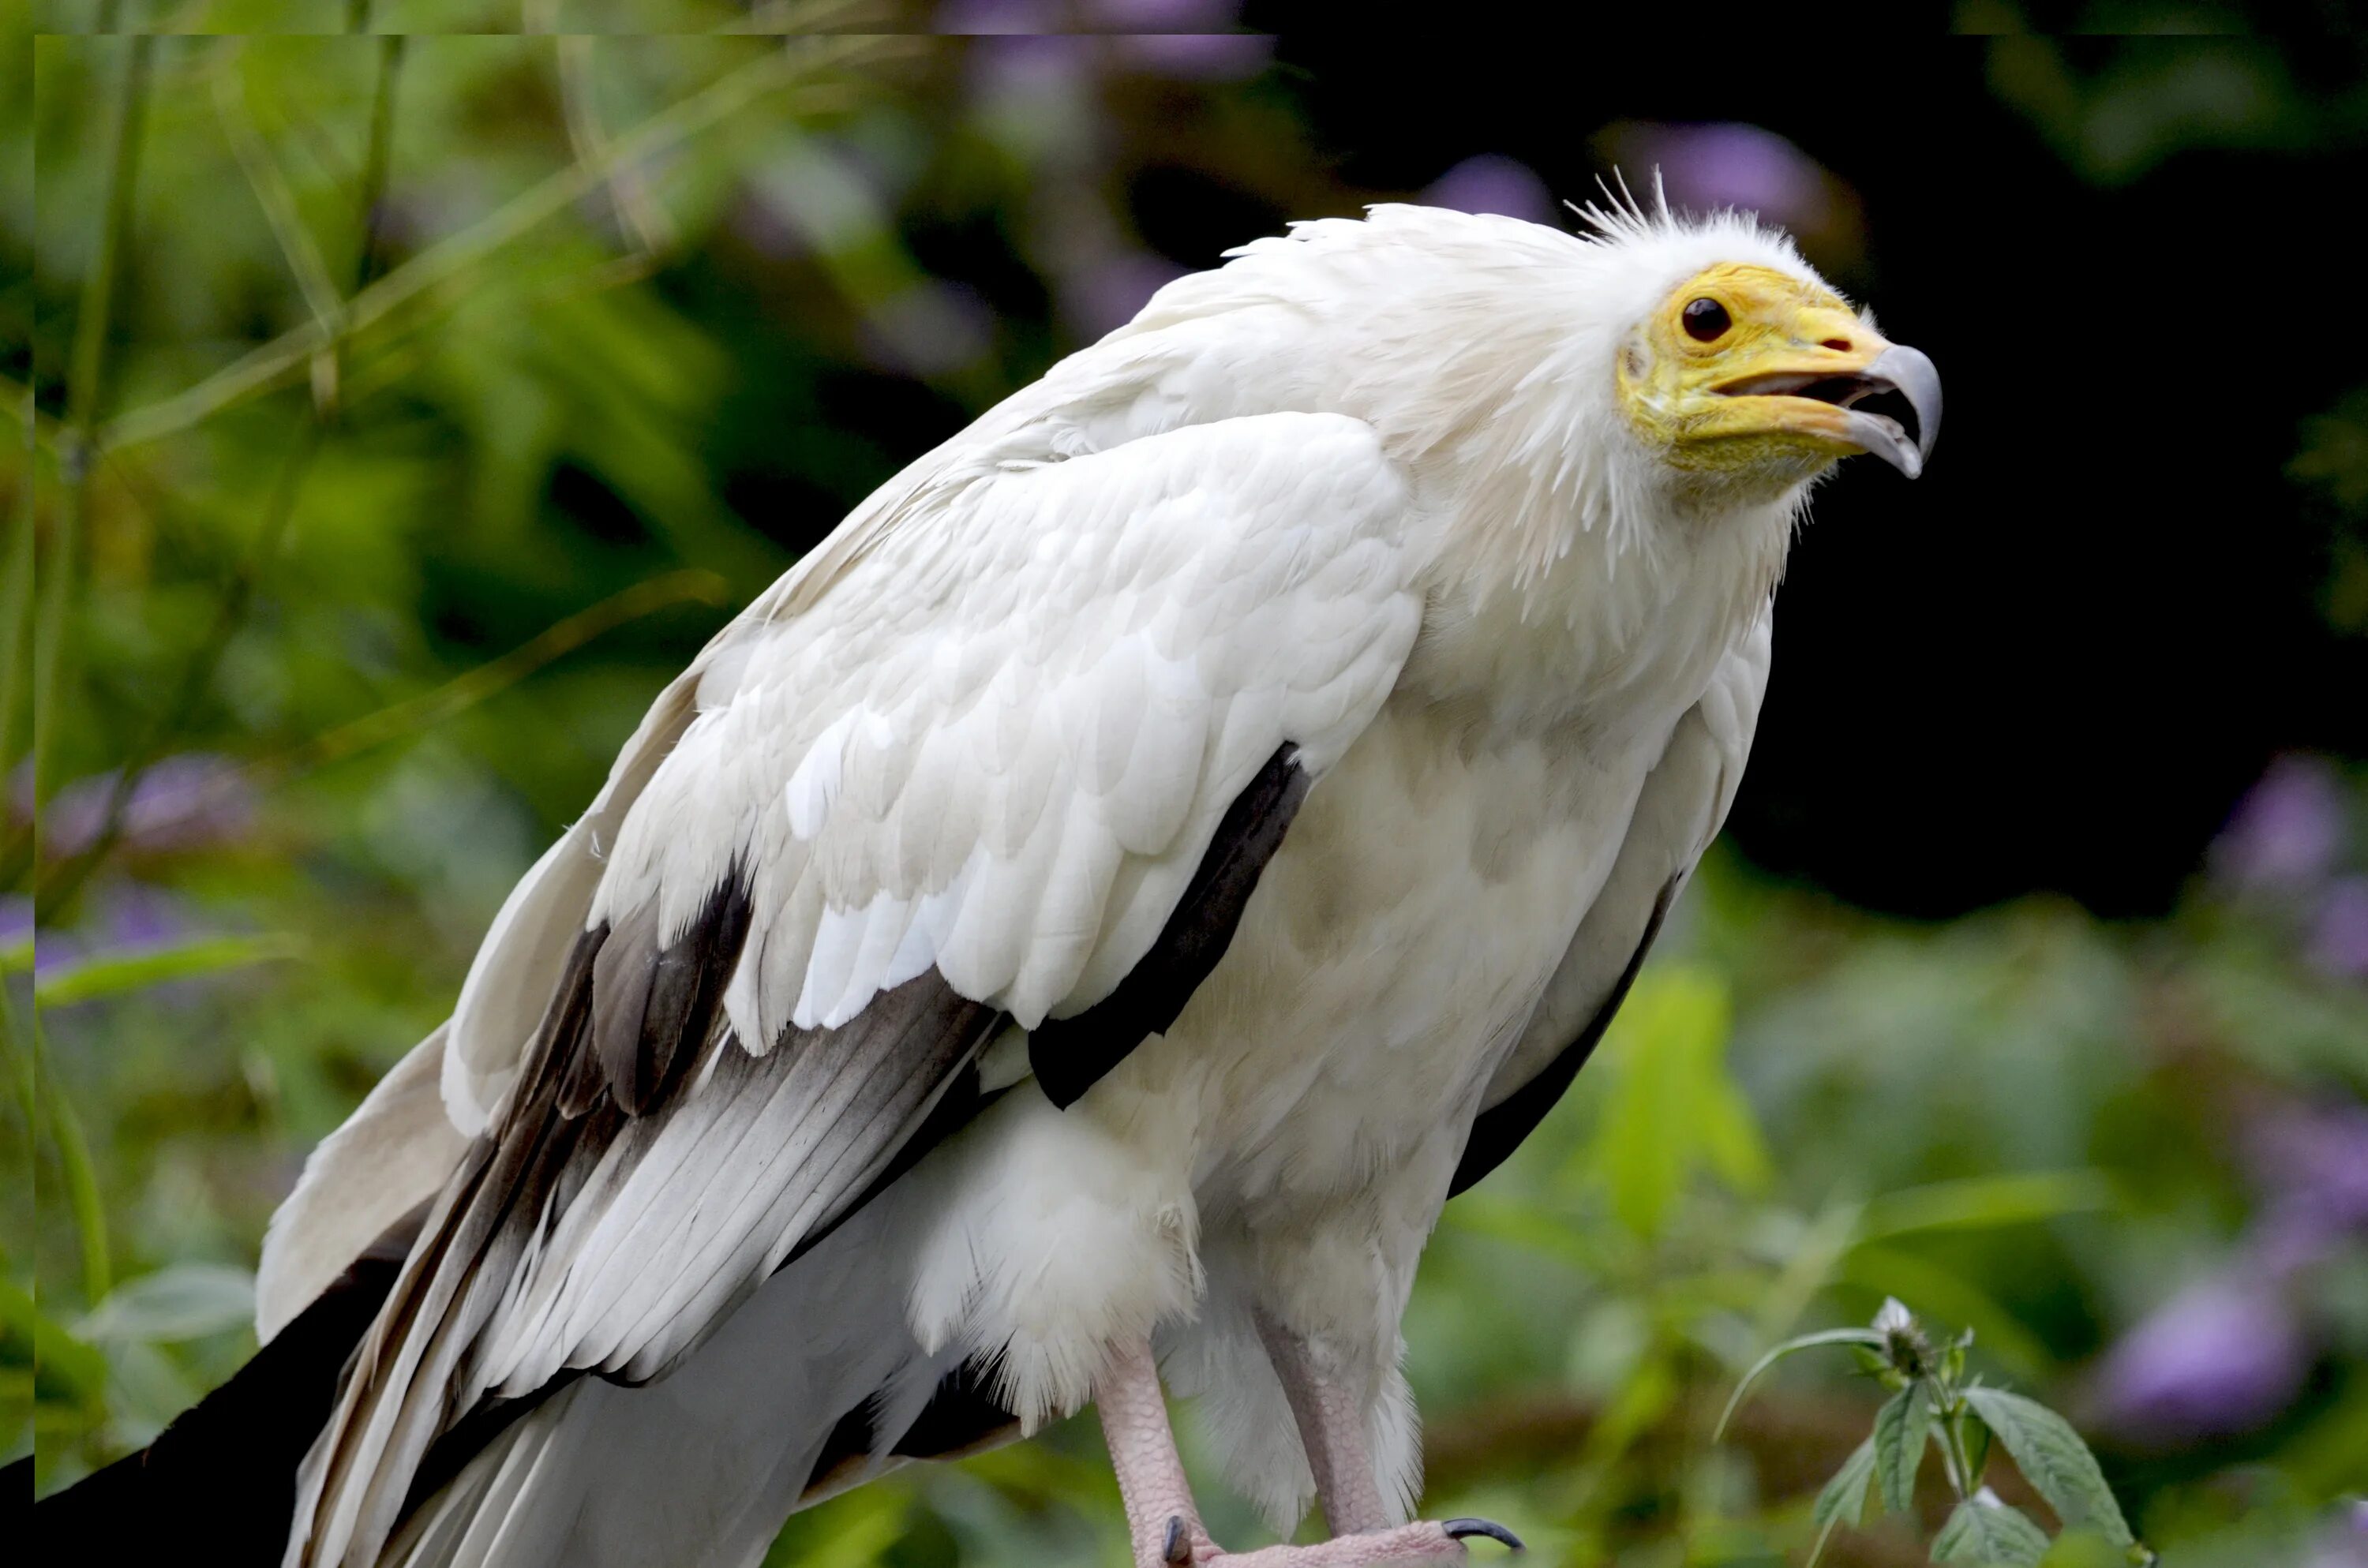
[8,8,2367,1566]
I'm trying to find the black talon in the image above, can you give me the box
[1443,1517,1525,1552]
[1163,1514,1190,1563]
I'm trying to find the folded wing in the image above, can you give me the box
[289,411,1423,1568]
[1451,607,1771,1194]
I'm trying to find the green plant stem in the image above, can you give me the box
[1938,1395,1979,1502]
[2,388,36,782]
[30,34,148,823]
[253,567,728,777]
[354,36,403,286]
[98,37,887,454]
[0,965,36,1176]
[35,32,408,914]
[31,1013,107,1305]
[36,422,323,915]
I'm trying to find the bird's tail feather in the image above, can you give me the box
[29,1218,417,1561]
[381,1200,1013,1568]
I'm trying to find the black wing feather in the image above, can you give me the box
[1029,743,1310,1107]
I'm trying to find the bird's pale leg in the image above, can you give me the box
[1253,1310,1392,1536]
[1093,1334,1522,1566]
[1097,1336,1220,1566]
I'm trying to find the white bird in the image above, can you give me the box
[47,195,1939,1568]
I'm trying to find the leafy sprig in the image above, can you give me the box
[1719,1298,2153,1568]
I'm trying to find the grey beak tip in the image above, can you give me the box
[1868,342,1943,465]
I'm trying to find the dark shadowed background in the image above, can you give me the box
[9,7,2366,1567]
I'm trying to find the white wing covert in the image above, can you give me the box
[290,410,1423,1568]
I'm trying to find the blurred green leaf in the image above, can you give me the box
[1963,1388,2134,1550]
[75,1263,255,1345]
[1856,1172,2116,1243]
[0,1278,107,1405]
[32,934,300,1008]
[1592,966,1767,1240]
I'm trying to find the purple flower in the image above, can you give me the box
[1111,32,1270,81]
[2310,877,2368,978]
[1421,155,1557,226]
[37,754,255,860]
[937,0,1065,32]
[2310,1500,2368,1568]
[0,896,29,949]
[858,282,994,378]
[2093,1270,2310,1444]
[2243,1096,2368,1250]
[966,32,1097,104]
[2213,754,2347,893]
[26,881,196,980]
[1602,122,1834,232]
[1087,0,1240,25]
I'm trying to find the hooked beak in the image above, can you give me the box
[1715,343,1943,480]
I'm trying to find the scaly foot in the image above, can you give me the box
[1164,1514,1524,1565]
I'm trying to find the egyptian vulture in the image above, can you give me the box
[40,197,1938,1567]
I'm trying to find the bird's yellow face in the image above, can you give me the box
[1617,261,1939,492]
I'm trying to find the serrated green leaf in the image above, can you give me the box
[1965,1387,2134,1548]
[1875,1382,1934,1514]
[1807,1436,1877,1568]
[1814,1435,1878,1530]
[1963,1411,1994,1488]
[1714,1327,1888,1439]
[33,934,299,1008]
[1933,1495,2052,1566]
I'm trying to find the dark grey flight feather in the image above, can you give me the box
[1029,743,1311,1108]
[298,747,1328,1559]
[1447,878,1680,1197]
[28,1208,418,1560]
[800,1357,1019,1505]
[626,874,755,1113]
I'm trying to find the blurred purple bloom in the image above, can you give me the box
[0,895,28,947]
[967,32,1097,103]
[1087,0,1240,25]
[2310,877,2368,978]
[2214,754,2347,893]
[1598,122,1837,237]
[39,754,255,860]
[2244,1096,2368,1256]
[1066,252,1186,339]
[1421,155,1557,226]
[2093,1270,2310,1444]
[859,283,995,378]
[937,0,1064,32]
[28,881,195,978]
[1113,32,1270,81]
[2312,1502,2368,1568]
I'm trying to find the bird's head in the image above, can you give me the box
[1614,258,1940,496]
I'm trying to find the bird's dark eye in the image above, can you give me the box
[1681,298,1732,342]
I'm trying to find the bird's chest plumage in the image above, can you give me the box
[1095,694,1658,1222]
